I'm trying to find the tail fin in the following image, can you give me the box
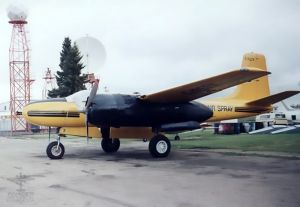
[226,52,300,105]
[227,52,270,101]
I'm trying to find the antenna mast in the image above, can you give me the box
[8,5,33,133]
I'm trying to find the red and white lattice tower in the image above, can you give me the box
[8,5,32,133]
[42,68,55,99]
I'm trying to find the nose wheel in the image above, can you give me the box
[46,136,65,159]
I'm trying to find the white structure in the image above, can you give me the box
[256,101,300,125]
[252,101,300,134]
[75,35,106,74]
[0,102,11,131]
[7,4,28,21]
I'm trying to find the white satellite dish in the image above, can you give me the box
[75,35,106,74]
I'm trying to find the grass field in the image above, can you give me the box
[169,131,300,154]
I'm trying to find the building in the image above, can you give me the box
[0,102,11,132]
[256,102,300,126]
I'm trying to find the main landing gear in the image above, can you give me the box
[46,136,65,159]
[101,138,120,153]
[100,134,171,158]
[100,127,120,153]
[149,134,171,158]
[99,129,171,158]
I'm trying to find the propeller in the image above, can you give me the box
[85,79,99,142]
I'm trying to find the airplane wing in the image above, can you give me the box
[139,68,270,104]
[246,91,300,106]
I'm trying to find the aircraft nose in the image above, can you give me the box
[22,104,30,122]
[22,99,85,127]
[22,102,41,125]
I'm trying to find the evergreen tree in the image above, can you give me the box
[48,37,87,98]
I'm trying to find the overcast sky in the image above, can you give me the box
[0,0,299,104]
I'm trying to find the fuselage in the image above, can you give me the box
[22,91,273,132]
[22,93,213,130]
[201,99,272,122]
[88,94,212,127]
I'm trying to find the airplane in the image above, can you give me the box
[22,52,299,159]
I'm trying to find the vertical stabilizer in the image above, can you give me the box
[227,52,270,101]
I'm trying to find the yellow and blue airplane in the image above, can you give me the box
[22,52,299,159]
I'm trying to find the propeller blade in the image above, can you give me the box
[85,79,99,110]
[86,111,89,143]
[85,79,99,142]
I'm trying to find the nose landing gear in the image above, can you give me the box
[46,136,65,159]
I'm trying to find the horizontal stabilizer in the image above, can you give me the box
[247,91,300,106]
[140,68,270,104]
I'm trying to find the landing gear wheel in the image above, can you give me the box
[149,135,171,158]
[46,141,65,159]
[174,135,180,141]
[101,138,120,153]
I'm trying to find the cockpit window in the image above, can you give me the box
[66,90,91,110]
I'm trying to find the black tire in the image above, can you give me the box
[174,135,180,141]
[46,141,65,159]
[143,138,148,142]
[101,138,120,153]
[149,135,171,158]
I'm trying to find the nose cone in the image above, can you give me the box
[22,100,85,127]
[22,104,31,123]
[22,101,50,126]
[22,102,41,125]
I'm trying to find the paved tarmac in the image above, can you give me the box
[0,136,300,207]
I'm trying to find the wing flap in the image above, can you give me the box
[247,91,300,106]
[139,68,270,103]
